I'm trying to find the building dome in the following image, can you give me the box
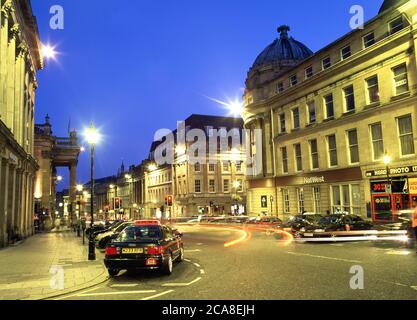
[379,0,409,14]
[251,26,313,69]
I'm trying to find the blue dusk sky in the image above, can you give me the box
[31,0,381,188]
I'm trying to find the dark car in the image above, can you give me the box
[283,214,323,238]
[91,220,124,238]
[95,221,133,249]
[247,216,283,228]
[301,214,373,238]
[104,220,184,277]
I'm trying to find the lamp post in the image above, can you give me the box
[232,181,241,216]
[84,123,100,261]
[125,174,133,219]
[383,154,392,221]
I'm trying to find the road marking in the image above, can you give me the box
[53,285,105,300]
[162,277,202,287]
[411,286,417,291]
[330,244,344,247]
[110,284,139,288]
[193,263,201,268]
[200,269,205,275]
[141,290,174,300]
[78,290,156,297]
[184,259,191,262]
[286,251,361,264]
[385,250,412,256]
[196,243,204,246]
[185,249,202,253]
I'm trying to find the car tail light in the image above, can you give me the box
[147,246,163,255]
[105,247,118,256]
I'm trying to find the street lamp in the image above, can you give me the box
[125,174,133,219]
[383,154,393,222]
[232,181,241,215]
[84,122,101,261]
[42,43,58,60]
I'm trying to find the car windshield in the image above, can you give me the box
[117,226,163,242]
[318,215,341,225]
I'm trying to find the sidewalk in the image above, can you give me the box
[0,230,108,300]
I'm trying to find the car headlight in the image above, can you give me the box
[315,229,325,233]
[300,227,306,232]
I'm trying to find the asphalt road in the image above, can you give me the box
[54,224,417,300]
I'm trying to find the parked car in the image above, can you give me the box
[92,220,124,238]
[282,214,323,238]
[300,214,373,238]
[246,216,283,228]
[104,220,184,276]
[95,221,134,249]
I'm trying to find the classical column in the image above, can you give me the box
[5,23,17,132]
[20,171,28,237]
[26,173,34,236]
[69,161,77,225]
[13,167,23,237]
[0,0,11,120]
[7,163,16,241]
[0,158,9,246]
[14,42,27,146]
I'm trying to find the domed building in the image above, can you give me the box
[243,0,417,221]
[246,26,313,103]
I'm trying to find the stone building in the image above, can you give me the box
[243,0,417,221]
[0,0,43,246]
[34,115,81,225]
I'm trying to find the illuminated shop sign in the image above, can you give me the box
[303,176,325,184]
[366,165,417,177]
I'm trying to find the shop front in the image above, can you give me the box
[366,165,417,222]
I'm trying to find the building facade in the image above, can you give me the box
[243,0,417,221]
[0,0,43,246]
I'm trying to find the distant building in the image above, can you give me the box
[0,0,43,246]
[243,0,417,221]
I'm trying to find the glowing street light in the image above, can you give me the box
[148,164,157,172]
[383,155,391,166]
[41,43,58,60]
[57,175,63,182]
[76,184,83,192]
[233,181,241,190]
[204,96,244,117]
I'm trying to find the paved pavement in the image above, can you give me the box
[56,225,417,300]
[0,229,108,300]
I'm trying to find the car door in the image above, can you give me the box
[163,227,179,258]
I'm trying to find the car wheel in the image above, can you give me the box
[162,255,173,275]
[108,269,119,277]
[177,247,184,263]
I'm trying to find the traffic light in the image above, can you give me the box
[165,195,173,206]
[114,197,121,210]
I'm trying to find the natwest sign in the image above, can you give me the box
[303,176,325,184]
[366,165,417,178]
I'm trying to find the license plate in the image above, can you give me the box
[303,233,314,237]
[122,248,143,254]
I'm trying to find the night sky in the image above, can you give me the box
[31,0,381,189]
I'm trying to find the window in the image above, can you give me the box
[331,184,361,215]
[209,179,215,193]
[390,16,404,34]
[366,75,380,103]
[324,94,334,119]
[397,115,415,156]
[347,129,359,164]
[313,187,321,213]
[343,85,355,112]
[363,32,375,48]
[277,82,284,93]
[223,179,230,193]
[290,74,298,87]
[322,56,331,70]
[282,189,290,214]
[327,134,338,167]
[209,163,215,172]
[222,161,229,172]
[305,66,313,79]
[195,180,201,193]
[294,143,302,172]
[307,101,316,124]
[310,139,319,170]
[194,163,201,172]
[297,188,305,213]
[370,123,384,160]
[236,161,242,172]
[393,64,409,95]
[341,45,351,60]
[292,108,300,129]
[280,113,286,133]
[281,147,288,174]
